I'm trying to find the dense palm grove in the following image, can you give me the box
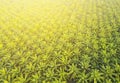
[0,0,120,83]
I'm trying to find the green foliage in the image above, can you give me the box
[0,0,120,83]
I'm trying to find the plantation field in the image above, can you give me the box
[0,0,120,83]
